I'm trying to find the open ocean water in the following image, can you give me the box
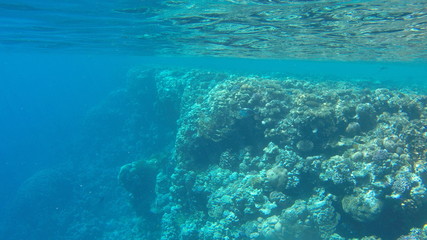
[0,0,427,240]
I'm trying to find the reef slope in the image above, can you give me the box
[118,68,427,240]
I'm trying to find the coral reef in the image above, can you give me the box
[13,67,424,240]
[112,68,427,240]
[119,68,426,240]
[341,188,383,222]
[7,67,422,240]
[2,66,427,240]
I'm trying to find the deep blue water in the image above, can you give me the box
[0,53,129,206]
[1,0,427,239]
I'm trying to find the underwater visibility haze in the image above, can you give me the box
[1,0,427,240]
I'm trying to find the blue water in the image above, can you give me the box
[0,54,128,206]
[1,0,427,239]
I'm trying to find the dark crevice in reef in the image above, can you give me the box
[234,117,267,149]
[192,117,266,170]
[337,199,427,240]
[191,138,223,170]
[223,118,268,157]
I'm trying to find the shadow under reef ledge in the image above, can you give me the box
[336,199,427,239]
[114,67,427,240]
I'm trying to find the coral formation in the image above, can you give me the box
[112,68,427,239]
[118,157,158,215]
[2,169,75,239]
[341,188,383,222]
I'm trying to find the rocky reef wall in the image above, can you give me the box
[118,68,427,240]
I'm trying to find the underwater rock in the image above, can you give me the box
[280,189,340,239]
[345,122,361,136]
[392,175,412,197]
[371,149,390,162]
[258,215,283,239]
[356,103,376,130]
[342,189,383,222]
[118,158,158,215]
[351,151,364,161]
[266,166,288,189]
[296,139,314,152]
[319,155,356,185]
[15,169,73,214]
[269,191,289,207]
[195,77,289,144]
[382,136,398,153]
[4,169,74,239]
[397,224,427,240]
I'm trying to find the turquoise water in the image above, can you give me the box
[1,0,426,60]
[0,1,427,240]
